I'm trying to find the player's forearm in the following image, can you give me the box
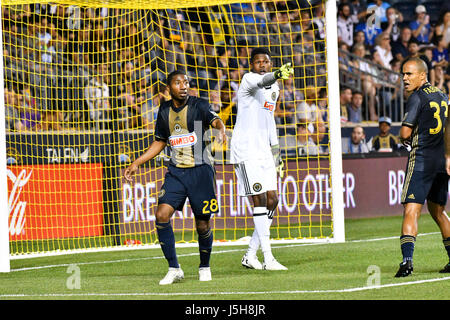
[257,72,277,88]
[133,140,167,167]
[445,120,450,157]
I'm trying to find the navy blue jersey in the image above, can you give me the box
[154,96,219,168]
[402,82,449,172]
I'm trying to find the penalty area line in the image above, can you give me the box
[0,276,450,298]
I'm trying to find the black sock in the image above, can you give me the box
[400,235,416,263]
[156,221,179,268]
[198,228,213,268]
[443,237,450,263]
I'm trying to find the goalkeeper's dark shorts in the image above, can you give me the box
[158,163,218,220]
[401,170,449,205]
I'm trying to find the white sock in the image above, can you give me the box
[252,207,273,262]
[248,211,275,257]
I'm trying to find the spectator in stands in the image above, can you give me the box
[236,40,250,73]
[296,122,322,157]
[341,125,370,154]
[374,32,393,70]
[209,89,221,113]
[4,87,19,131]
[36,18,52,45]
[215,46,233,84]
[296,86,326,135]
[434,11,450,48]
[337,2,354,47]
[217,81,237,129]
[434,65,450,94]
[387,58,403,122]
[84,62,111,129]
[351,43,379,121]
[391,26,412,62]
[354,9,383,48]
[368,117,400,152]
[313,2,326,40]
[276,76,304,124]
[432,35,449,69]
[15,90,42,132]
[382,7,403,42]
[404,38,435,85]
[296,86,326,148]
[349,0,368,24]
[347,90,364,123]
[339,86,352,124]
[409,5,432,45]
[367,0,391,24]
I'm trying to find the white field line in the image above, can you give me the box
[1,276,450,298]
[8,232,440,273]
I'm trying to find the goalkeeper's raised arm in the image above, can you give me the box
[256,62,294,89]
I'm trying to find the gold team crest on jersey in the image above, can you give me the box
[271,91,277,100]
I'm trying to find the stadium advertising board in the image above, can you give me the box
[7,164,104,241]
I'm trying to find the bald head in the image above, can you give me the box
[402,58,428,92]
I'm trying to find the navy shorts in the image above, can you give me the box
[158,164,218,219]
[401,170,449,205]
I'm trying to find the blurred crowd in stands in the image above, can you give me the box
[338,0,450,124]
[2,1,450,156]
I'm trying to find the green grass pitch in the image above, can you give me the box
[1,214,449,301]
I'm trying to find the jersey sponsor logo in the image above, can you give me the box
[263,101,275,112]
[169,132,198,148]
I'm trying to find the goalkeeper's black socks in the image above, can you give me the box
[400,235,416,263]
[198,228,213,268]
[156,221,179,268]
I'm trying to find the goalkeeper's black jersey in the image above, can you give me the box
[154,96,219,168]
[402,82,449,172]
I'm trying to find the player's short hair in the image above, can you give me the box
[404,57,428,74]
[250,47,271,63]
[166,70,187,86]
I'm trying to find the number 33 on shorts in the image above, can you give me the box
[202,199,219,214]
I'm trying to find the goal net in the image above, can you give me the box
[1,0,344,263]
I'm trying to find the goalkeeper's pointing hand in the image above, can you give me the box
[274,63,294,80]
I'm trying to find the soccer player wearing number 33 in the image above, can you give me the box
[396,57,450,277]
[231,48,293,271]
[124,70,227,285]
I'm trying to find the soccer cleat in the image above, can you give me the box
[199,267,212,281]
[439,263,450,273]
[241,253,263,270]
[159,267,184,285]
[394,260,413,277]
[262,258,288,271]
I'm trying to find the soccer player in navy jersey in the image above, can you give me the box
[124,70,227,284]
[396,57,450,277]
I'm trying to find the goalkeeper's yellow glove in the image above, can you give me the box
[271,144,285,178]
[274,63,294,80]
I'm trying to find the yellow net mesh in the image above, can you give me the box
[3,0,332,256]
